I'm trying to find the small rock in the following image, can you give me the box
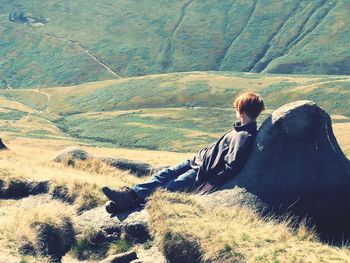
[99,250,137,263]
[75,206,122,235]
[54,147,92,166]
[122,210,150,243]
[100,157,153,177]
[0,138,8,150]
[134,244,167,263]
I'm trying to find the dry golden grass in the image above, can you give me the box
[41,78,128,113]
[148,191,350,263]
[0,115,348,262]
[0,199,74,262]
[0,200,73,245]
[0,138,166,261]
[9,115,63,135]
[0,97,35,113]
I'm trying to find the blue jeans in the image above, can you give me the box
[133,160,198,200]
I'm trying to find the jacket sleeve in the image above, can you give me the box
[208,133,254,186]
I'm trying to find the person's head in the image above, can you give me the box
[233,92,265,124]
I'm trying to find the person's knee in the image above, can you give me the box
[165,181,178,192]
[165,179,194,192]
[153,167,173,181]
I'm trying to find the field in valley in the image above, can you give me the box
[0,71,350,152]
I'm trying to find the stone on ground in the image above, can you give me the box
[122,210,150,243]
[99,250,137,263]
[54,147,92,166]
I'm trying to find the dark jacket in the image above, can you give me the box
[190,121,257,186]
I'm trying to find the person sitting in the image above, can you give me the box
[102,92,265,213]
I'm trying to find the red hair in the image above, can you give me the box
[233,92,265,119]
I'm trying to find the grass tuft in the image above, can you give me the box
[147,191,350,262]
[107,238,133,256]
[0,201,75,259]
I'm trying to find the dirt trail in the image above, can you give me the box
[73,41,121,78]
[294,77,350,92]
[34,89,51,112]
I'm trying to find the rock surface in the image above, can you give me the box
[122,210,150,243]
[99,251,137,263]
[133,245,167,263]
[76,205,150,242]
[54,147,163,177]
[75,205,122,235]
[54,147,92,166]
[208,101,350,240]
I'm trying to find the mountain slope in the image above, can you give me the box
[0,0,349,88]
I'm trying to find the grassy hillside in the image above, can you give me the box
[0,137,192,262]
[0,138,349,262]
[0,0,349,88]
[0,71,349,261]
[0,24,116,89]
[0,71,349,153]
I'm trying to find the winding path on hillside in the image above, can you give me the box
[72,42,121,78]
[294,77,350,92]
[0,23,122,79]
[34,89,51,112]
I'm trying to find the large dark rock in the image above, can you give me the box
[0,138,8,150]
[212,101,350,240]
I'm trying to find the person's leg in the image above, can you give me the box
[165,168,198,192]
[134,160,192,200]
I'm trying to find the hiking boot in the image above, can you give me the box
[102,186,141,212]
[105,201,118,215]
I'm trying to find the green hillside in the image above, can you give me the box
[0,72,349,152]
[0,0,349,88]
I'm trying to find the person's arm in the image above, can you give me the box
[207,133,254,187]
